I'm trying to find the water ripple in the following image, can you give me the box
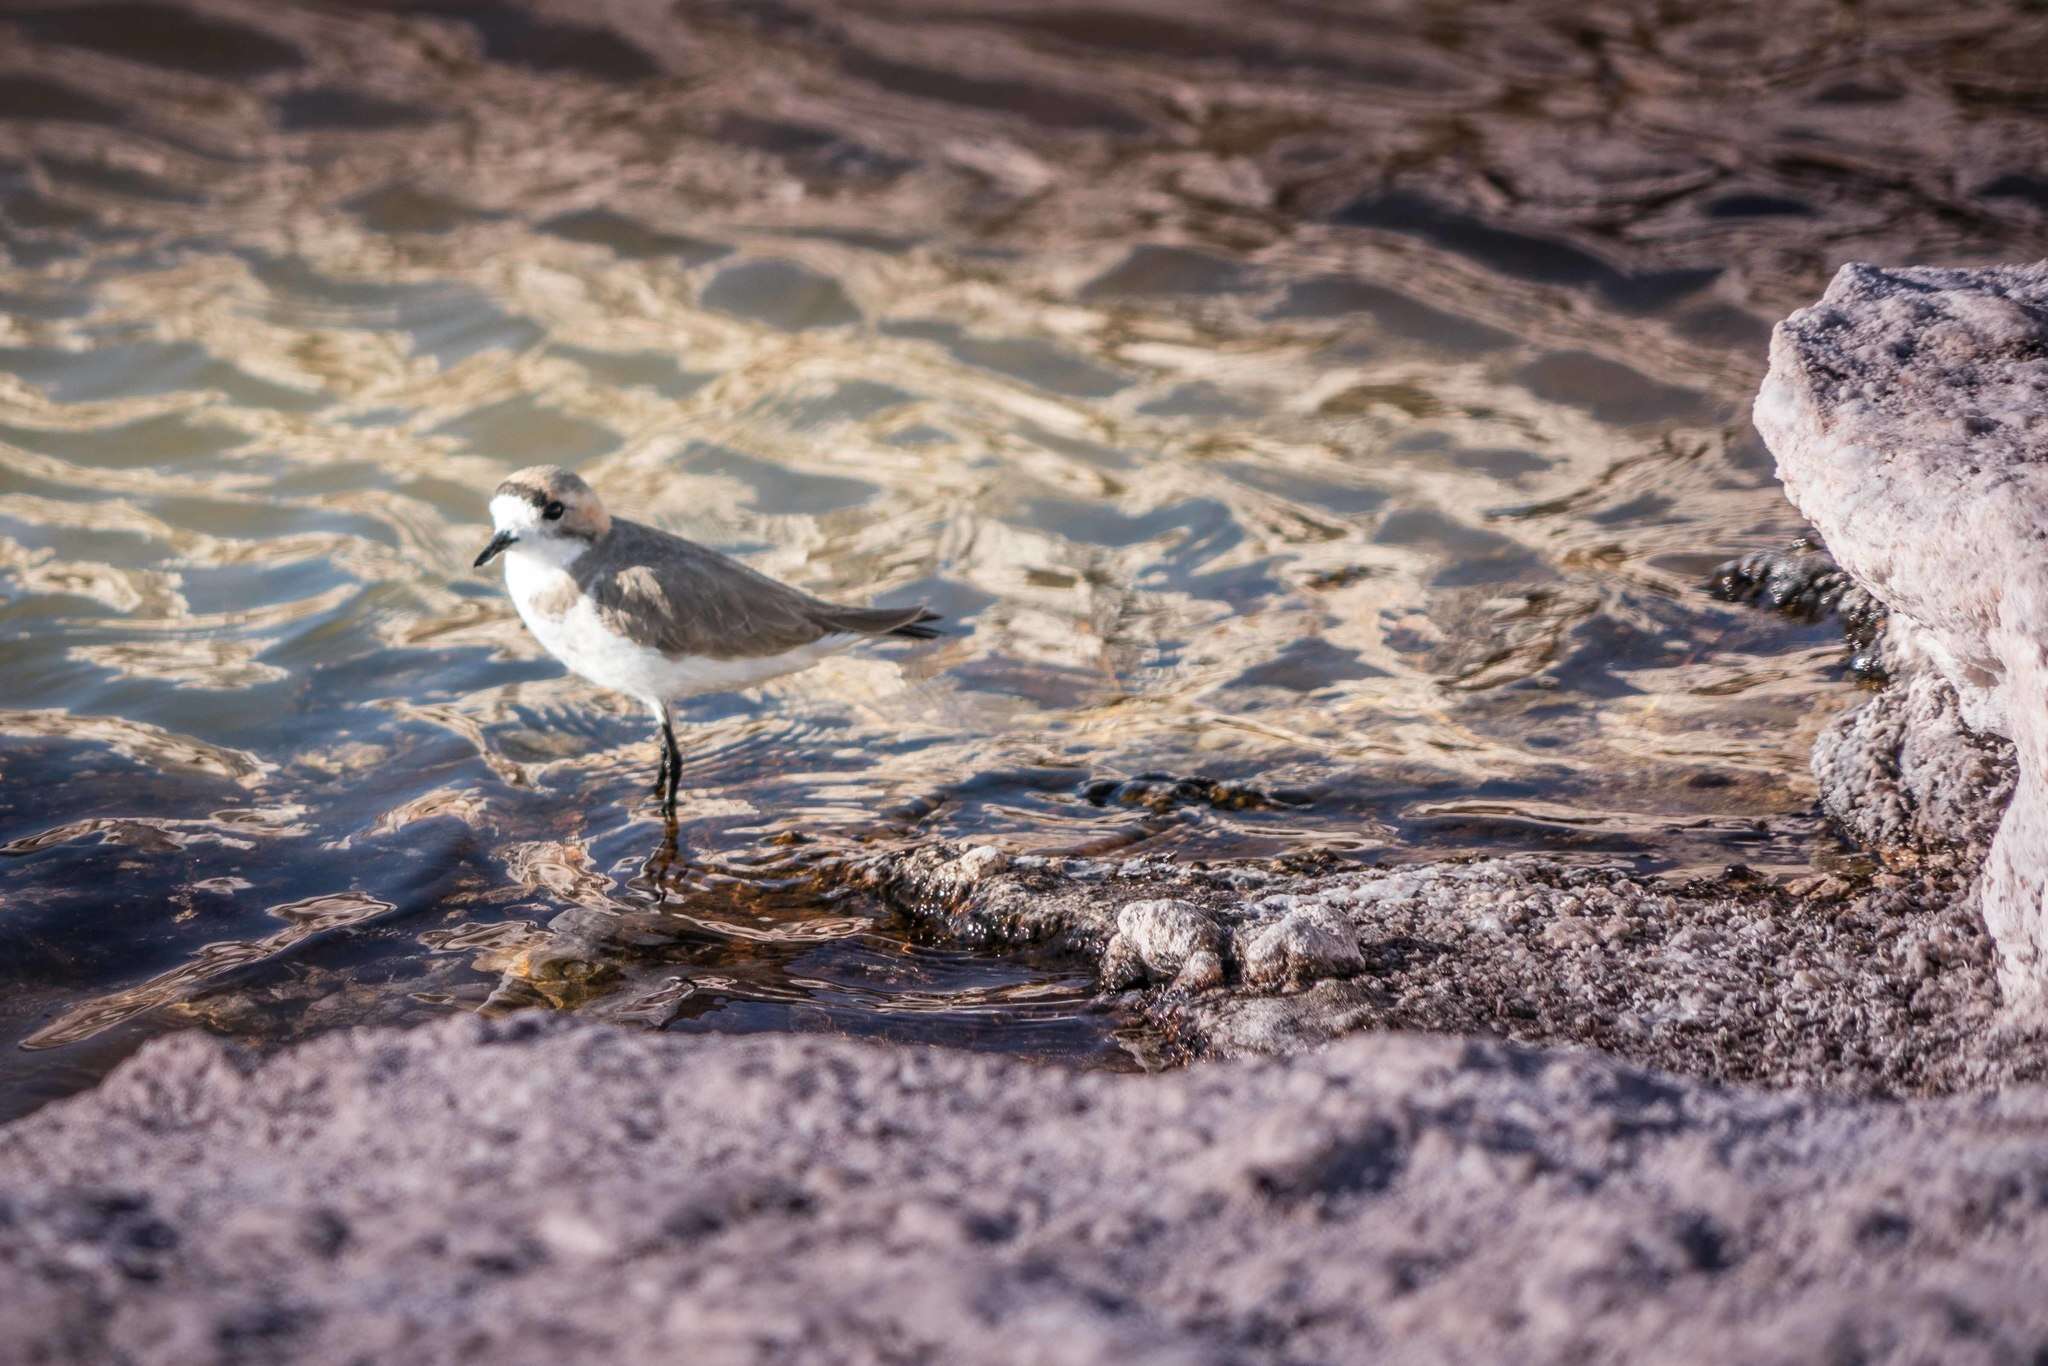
[5,0,2037,1111]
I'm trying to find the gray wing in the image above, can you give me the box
[576,519,936,660]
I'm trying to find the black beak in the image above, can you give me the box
[474,530,516,568]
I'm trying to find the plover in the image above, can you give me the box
[475,465,940,818]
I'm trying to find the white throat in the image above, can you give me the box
[503,533,589,573]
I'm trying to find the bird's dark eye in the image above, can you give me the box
[542,500,565,521]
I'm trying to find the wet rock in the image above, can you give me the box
[849,844,1122,951]
[858,844,2044,1095]
[1756,262,2048,1007]
[1100,899,1226,992]
[1080,772,1301,814]
[1709,541,1887,678]
[1709,542,1861,620]
[4,1017,2047,1364]
[953,844,1009,883]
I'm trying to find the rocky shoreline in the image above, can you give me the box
[852,830,2040,1096]
[1758,262,2048,1011]
[7,265,2048,1360]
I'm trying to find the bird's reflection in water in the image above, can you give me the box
[473,822,1133,1066]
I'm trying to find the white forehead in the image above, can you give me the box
[489,493,542,531]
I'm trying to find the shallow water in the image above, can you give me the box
[3,0,2043,1117]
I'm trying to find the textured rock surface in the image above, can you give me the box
[1101,898,1229,992]
[1812,634,2017,862]
[4,1016,2047,1366]
[1703,537,2017,872]
[1756,262,2048,1005]
[859,843,2043,1095]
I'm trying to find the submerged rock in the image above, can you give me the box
[1708,541,1888,677]
[3,1016,2046,1365]
[1756,262,2048,1007]
[1079,772,1303,814]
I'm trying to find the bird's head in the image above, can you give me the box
[476,465,611,568]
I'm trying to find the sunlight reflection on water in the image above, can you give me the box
[5,0,2042,1115]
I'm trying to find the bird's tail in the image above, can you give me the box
[818,604,944,640]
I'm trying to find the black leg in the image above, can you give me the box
[651,727,672,798]
[661,714,682,821]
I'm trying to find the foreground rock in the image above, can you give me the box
[1756,262,2048,1007]
[855,843,2043,1095]
[3,1016,2046,1365]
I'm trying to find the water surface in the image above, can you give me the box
[5,0,2043,1117]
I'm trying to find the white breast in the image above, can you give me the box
[502,548,852,710]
